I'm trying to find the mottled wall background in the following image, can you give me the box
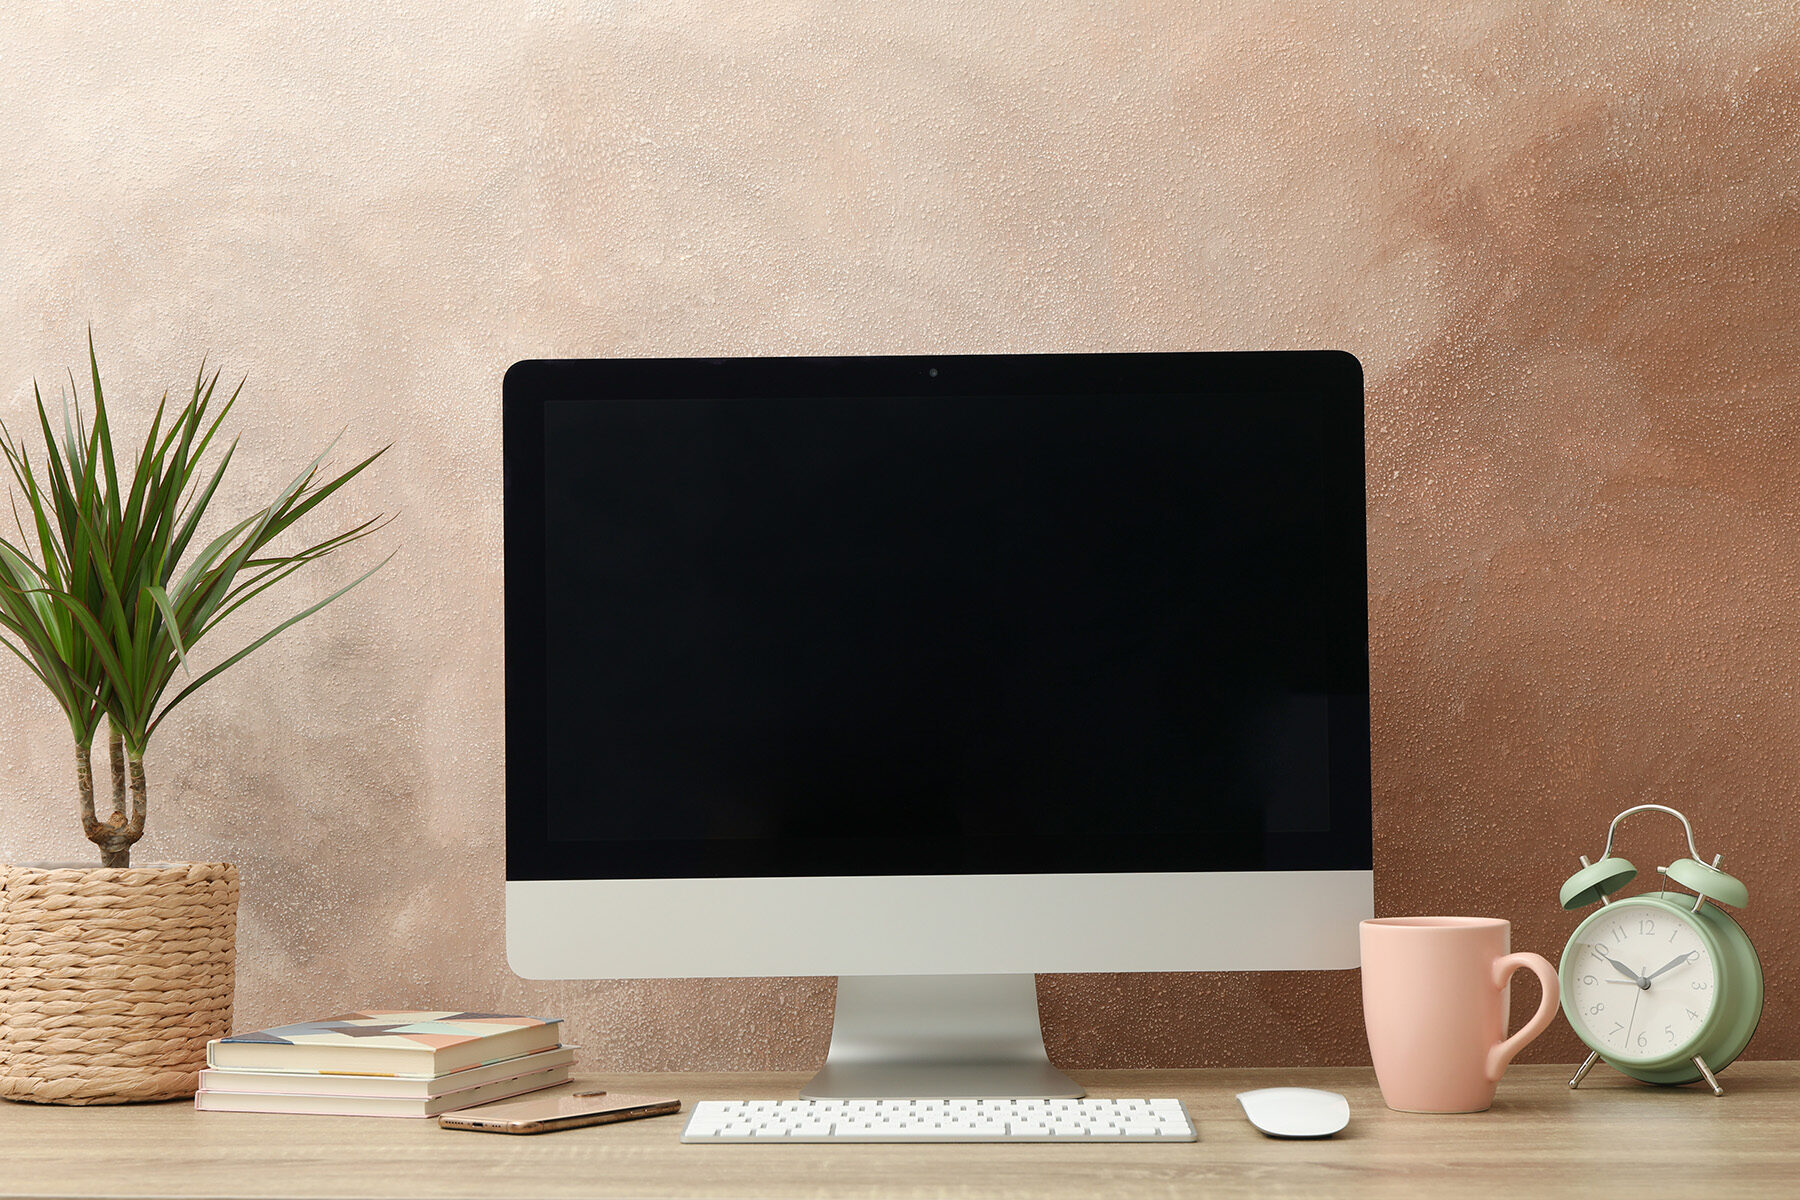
[2,2,1796,1070]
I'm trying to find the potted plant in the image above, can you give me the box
[0,336,387,1103]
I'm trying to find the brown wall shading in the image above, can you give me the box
[2,2,1796,1071]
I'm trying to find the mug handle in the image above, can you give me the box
[1484,952,1561,1082]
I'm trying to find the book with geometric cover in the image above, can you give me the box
[206,1011,563,1077]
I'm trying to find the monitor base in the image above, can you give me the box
[800,974,1084,1100]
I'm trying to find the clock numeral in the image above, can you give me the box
[1687,1008,1701,1020]
[1613,925,1627,943]
[1691,981,1710,991]
[1590,943,1611,964]
[1665,1025,1676,1043]
[1581,975,1598,987]
[1609,1022,1625,1036]
[1586,1003,1605,1016]
[1670,928,1680,943]
[1639,919,1655,935]
[1635,1032,1648,1049]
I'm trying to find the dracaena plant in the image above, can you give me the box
[0,336,388,866]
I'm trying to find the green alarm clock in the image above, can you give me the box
[1558,804,1762,1096]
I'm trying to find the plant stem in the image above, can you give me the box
[110,751,150,868]
[126,752,147,843]
[108,721,126,818]
[76,738,101,842]
[93,747,149,869]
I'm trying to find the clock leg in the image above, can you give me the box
[1691,1055,1725,1097]
[1569,1051,1600,1089]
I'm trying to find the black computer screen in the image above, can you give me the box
[505,354,1371,880]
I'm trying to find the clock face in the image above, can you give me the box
[1565,903,1717,1061]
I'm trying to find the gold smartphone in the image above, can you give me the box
[439,1090,681,1134]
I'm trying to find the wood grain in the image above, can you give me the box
[2,1064,1795,1198]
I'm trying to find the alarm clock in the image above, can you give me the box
[1558,804,1762,1096]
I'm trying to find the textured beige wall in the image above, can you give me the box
[2,2,1796,1070]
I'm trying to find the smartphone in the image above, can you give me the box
[439,1091,681,1134]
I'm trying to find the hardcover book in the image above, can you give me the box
[206,1012,563,1077]
[194,1064,571,1118]
[198,1045,576,1097]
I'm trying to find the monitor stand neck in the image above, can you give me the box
[800,974,1084,1100]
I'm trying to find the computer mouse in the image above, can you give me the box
[1235,1087,1350,1138]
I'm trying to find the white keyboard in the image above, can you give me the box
[681,1097,1197,1143]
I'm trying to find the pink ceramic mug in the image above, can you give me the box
[1360,917,1560,1113]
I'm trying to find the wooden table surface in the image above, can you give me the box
[2,1063,1795,1199]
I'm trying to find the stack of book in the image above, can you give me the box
[195,1010,570,1117]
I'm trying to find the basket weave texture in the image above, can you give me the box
[0,862,237,1104]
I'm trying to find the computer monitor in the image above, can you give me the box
[504,351,1373,1098]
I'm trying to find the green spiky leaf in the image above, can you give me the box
[1,335,388,785]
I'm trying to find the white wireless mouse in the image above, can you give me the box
[1235,1087,1350,1138]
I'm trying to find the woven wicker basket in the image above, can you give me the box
[0,861,237,1105]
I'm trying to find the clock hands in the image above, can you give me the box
[1602,955,1650,989]
[1643,952,1698,983]
[1593,945,1702,1053]
[1602,951,1697,991]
